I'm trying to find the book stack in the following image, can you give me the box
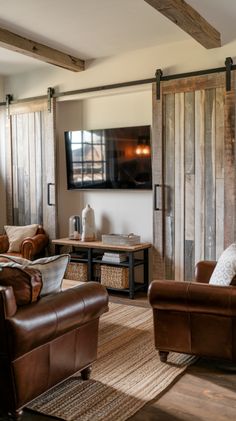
[102,252,128,263]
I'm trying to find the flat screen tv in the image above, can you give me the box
[64,125,152,190]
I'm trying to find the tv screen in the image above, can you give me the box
[64,125,152,190]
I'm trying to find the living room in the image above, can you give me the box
[0,1,236,420]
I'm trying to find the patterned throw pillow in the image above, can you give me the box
[209,243,236,286]
[4,224,39,252]
[0,254,70,296]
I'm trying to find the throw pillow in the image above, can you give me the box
[0,264,42,305]
[26,254,70,296]
[0,254,29,265]
[4,224,39,252]
[209,243,236,286]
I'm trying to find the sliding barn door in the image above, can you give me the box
[152,72,236,281]
[5,98,57,241]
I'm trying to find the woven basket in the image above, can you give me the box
[64,262,87,282]
[101,265,129,289]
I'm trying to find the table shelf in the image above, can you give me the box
[52,238,152,299]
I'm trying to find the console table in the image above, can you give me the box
[52,238,152,299]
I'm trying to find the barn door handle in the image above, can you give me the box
[47,183,55,206]
[154,184,162,211]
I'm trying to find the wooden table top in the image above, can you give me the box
[52,238,152,251]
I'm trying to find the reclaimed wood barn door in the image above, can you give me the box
[152,72,236,281]
[5,98,57,241]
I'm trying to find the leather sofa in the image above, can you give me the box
[148,260,236,363]
[0,226,49,260]
[0,274,109,419]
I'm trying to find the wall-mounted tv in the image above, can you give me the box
[64,125,152,190]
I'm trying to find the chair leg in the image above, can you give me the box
[81,366,92,380]
[7,409,23,420]
[159,351,169,362]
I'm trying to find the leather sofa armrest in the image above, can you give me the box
[0,286,17,318]
[148,280,236,316]
[194,260,216,283]
[6,282,109,359]
[20,233,49,260]
[0,235,9,253]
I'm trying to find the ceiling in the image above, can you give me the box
[0,0,236,76]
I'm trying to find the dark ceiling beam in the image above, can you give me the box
[144,0,221,49]
[0,26,84,72]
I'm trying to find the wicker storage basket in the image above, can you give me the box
[64,261,87,282]
[101,265,129,289]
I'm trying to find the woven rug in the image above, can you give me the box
[28,302,196,421]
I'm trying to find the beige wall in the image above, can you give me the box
[57,89,153,242]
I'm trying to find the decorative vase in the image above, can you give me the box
[81,204,96,241]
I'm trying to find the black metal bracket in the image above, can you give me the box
[47,87,54,112]
[155,69,163,100]
[5,94,13,119]
[225,57,233,92]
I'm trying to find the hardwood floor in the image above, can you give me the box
[1,290,236,421]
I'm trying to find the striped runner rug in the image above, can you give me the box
[28,302,196,421]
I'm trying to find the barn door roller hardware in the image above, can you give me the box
[225,57,233,92]
[155,69,163,100]
[47,87,54,112]
[5,94,13,118]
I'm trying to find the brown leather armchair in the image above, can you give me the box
[0,277,108,419]
[148,261,236,363]
[0,226,49,260]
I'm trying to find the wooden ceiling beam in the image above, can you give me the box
[144,0,221,49]
[0,26,84,72]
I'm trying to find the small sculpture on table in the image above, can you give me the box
[81,204,96,242]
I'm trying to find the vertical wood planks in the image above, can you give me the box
[224,77,236,247]
[174,92,185,282]
[184,92,195,281]
[204,89,216,260]
[194,90,205,264]
[215,87,224,258]
[152,83,165,279]
[164,94,175,279]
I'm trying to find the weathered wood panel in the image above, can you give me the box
[164,94,175,279]
[224,85,236,247]
[162,73,225,95]
[174,92,185,281]
[152,83,165,279]
[184,92,195,280]
[6,98,57,244]
[152,73,227,281]
[204,89,216,260]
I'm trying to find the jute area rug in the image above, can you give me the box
[28,302,196,421]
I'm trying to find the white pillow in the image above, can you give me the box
[27,254,70,296]
[4,224,39,252]
[0,253,70,296]
[209,243,236,286]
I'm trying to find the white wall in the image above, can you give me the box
[4,38,236,99]
[57,89,153,242]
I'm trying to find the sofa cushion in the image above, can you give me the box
[0,254,70,296]
[4,224,39,252]
[209,243,236,286]
[0,265,42,305]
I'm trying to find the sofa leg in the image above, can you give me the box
[159,351,169,363]
[7,409,23,420]
[81,366,92,380]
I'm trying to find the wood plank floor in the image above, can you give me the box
[1,289,236,421]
